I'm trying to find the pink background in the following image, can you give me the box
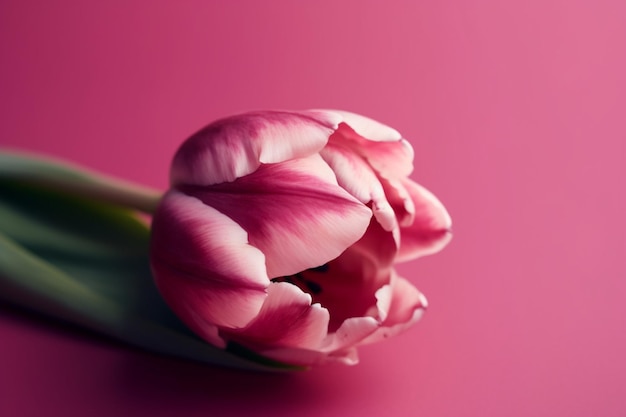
[1,1,625,416]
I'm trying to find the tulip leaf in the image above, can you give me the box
[0,151,304,372]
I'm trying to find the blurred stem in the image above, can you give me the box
[0,150,163,214]
[41,174,163,214]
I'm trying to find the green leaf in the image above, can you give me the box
[0,151,304,372]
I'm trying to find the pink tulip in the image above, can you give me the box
[150,110,452,366]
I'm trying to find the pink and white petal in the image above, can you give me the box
[359,275,428,345]
[261,317,379,366]
[296,219,397,331]
[380,177,416,228]
[150,190,268,333]
[257,345,360,367]
[225,282,329,350]
[171,110,341,187]
[320,143,396,231]
[367,284,393,322]
[347,217,399,271]
[366,138,415,180]
[360,308,426,346]
[181,155,372,278]
[329,122,415,180]
[327,347,360,365]
[319,140,382,204]
[320,316,380,353]
[257,277,425,366]
[397,179,453,262]
[381,274,428,326]
[323,109,402,142]
[257,316,378,366]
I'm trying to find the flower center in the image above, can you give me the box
[271,263,328,295]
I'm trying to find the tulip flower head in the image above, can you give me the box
[150,110,451,366]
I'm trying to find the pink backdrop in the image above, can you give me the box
[1,1,625,416]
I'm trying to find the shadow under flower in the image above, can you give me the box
[1,301,372,416]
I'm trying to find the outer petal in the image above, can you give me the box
[225,282,329,350]
[320,316,380,352]
[396,179,453,261]
[171,110,342,186]
[178,155,372,278]
[252,275,423,366]
[359,274,428,345]
[255,316,379,366]
[255,345,359,367]
[150,190,268,337]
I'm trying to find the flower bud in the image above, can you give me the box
[150,110,451,366]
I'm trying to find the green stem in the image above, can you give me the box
[0,150,163,214]
[35,173,163,214]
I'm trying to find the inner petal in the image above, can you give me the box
[320,137,397,232]
[330,122,415,180]
[275,218,398,332]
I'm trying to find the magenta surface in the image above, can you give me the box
[1,1,625,416]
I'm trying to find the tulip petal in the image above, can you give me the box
[320,141,397,231]
[325,110,402,142]
[256,344,360,367]
[331,122,415,179]
[225,282,330,350]
[319,118,416,231]
[360,274,428,345]
[256,316,379,366]
[396,179,452,261]
[369,283,393,323]
[150,191,269,334]
[171,110,342,186]
[321,316,380,352]
[380,177,416,228]
[296,219,397,331]
[179,155,372,278]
